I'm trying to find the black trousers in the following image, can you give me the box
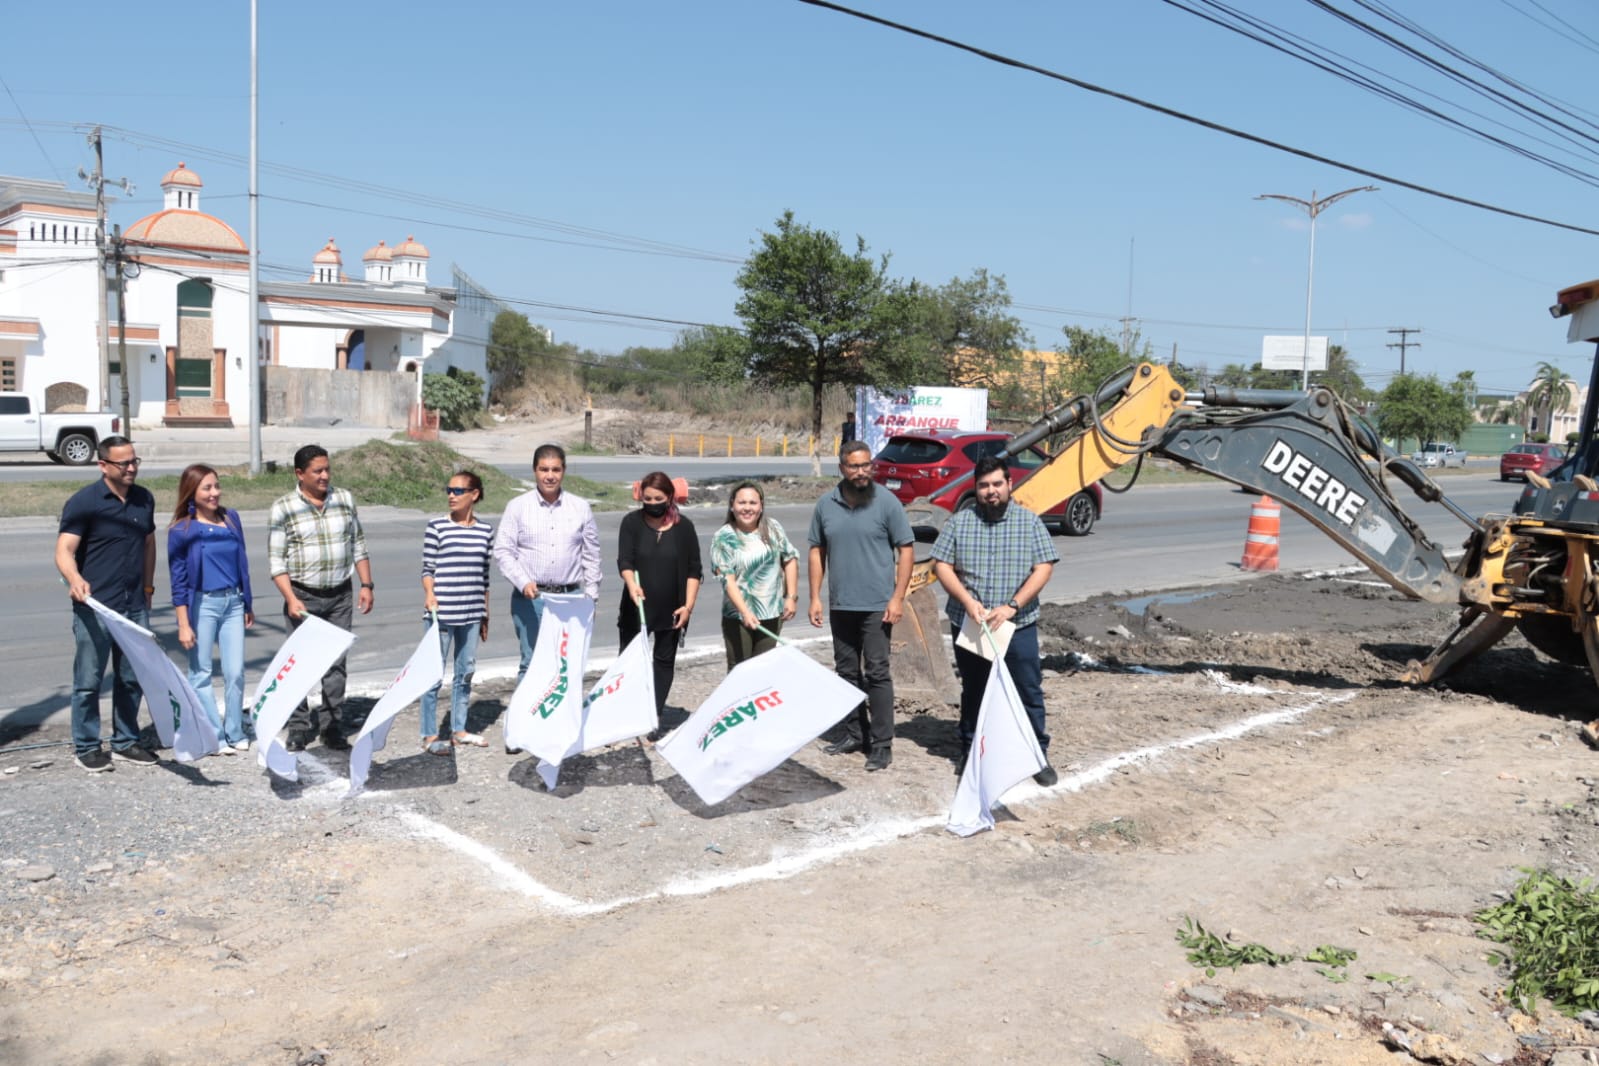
[618,612,683,716]
[830,609,895,752]
[285,583,353,738]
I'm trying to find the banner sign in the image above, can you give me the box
[250,614,357,781]
[504,594,594,777]
[947,657,1047,837]
[656,644,865,806]
[84,597,218,762]
[537,628,657,789]
[857,386,988,457]
[346,620,445,797]
[1261,335,1328,372]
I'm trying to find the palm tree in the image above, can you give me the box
[1526,361,1576,436]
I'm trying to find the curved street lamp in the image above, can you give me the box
[1256,185,1378,389]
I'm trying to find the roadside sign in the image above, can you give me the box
[1262,335,1328,371]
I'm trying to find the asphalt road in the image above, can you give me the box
[0,471,1534,743]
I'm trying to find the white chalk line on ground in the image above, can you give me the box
[375,673,1355,917]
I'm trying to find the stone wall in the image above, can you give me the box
[264,366,414,428]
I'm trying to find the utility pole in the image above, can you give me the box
[110,225,138,435]
[78,128,131,416]
[1387,327,1420,377]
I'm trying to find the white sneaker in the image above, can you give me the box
[219,744,236,756]
[232,740,251,752]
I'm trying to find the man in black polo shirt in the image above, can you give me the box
[54,435,159,773]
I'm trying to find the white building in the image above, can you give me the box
[0,161,492,427]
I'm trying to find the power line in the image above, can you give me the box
[0,72,62,184]
[792,0,1599,237]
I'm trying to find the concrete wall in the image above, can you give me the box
[265,365,414,428]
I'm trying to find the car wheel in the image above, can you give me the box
[1062,491,1096,536]
[57,433,96,465]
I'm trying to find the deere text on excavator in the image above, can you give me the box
[903,279,1599,747]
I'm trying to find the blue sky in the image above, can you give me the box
[5,0,1599,397]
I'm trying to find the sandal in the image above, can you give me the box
[453,731,487,747]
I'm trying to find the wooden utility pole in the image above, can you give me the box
[79,128,132,417]
[1387,327,1421,377]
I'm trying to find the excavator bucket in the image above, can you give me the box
[890,565,959,705]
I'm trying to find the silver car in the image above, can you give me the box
[1411,442,1468,468]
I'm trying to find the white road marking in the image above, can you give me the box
[380,676,1351,916]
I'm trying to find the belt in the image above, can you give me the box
[291,580,348,596]
[521,582,580,595]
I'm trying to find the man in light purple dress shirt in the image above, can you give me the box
[492,444,602,709]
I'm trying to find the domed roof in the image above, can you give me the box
[362,239,392,262]
[160,162,203,188]
[123,209,246,253]
[393,234,430,259]
[313,238,342,265]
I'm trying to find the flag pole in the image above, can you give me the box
[755,623,795,647]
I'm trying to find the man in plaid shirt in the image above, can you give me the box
[267,444,375,751]
[930,455,1060,785]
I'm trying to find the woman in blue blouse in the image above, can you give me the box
[168,464,254,752]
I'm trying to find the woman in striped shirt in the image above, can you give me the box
[419,471,494,754]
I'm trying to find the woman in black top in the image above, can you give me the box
[618,470,702,721]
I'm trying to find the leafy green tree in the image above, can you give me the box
[673,326,750,386]
[1056,325,1143,397]
[1526,360,1575,436]
[486,310,542,395]
[1319,345,1370,403]
[884,269,1028,389]
[422,366,486,431]
[1214,363,1253,388]
[735,212,910,472]
[1374,373,1472,446]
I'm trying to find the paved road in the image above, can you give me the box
[0,471,1533,743]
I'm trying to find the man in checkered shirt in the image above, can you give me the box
[930,454,1060,786]
[267,444,375,752]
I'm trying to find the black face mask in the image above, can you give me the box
[642,501,670,518]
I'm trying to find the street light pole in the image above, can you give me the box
[1256,185,1377,390]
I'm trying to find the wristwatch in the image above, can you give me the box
[1006,598,1021,611]
[360,581,375,590]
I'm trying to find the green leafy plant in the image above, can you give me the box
[422,367,486,432]
[1176,917,1357,981]
[1476,868,1599,1016]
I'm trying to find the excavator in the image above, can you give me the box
[899,279,1599,748]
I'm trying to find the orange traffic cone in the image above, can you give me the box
[1241,495,1280,572]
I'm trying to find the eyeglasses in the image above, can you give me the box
[100,457,142,470]
[445,486,472,496]
[841,461,873,471]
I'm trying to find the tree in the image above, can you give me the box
[1318,345,1370,403]
[673,326,751,386]
[486,310,543,396]
[1526,360,1575,436]
[735,212,909,472]
[884,269,1029,389]
[1373,373,1472,446]
[422,366,486,431]
[1055,325,1149,397]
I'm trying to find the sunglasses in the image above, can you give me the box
[100,457,142,470]
[445,486,473,496]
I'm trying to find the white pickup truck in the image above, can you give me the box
[0,394,121,465]
[1411,441,1469,468]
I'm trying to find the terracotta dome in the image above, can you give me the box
[313,238,342,265]
[362,239,392,262]
[123,209,246,253]
[160,162,203,188]
[392,234,430,258]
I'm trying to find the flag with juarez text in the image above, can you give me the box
[504,594,593,780]
[345,620,444,797]
[84,597,219,762]
[250,614,357,781]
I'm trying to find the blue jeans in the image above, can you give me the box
[952,621,1049,755]
[189,589,247,745]
[71,602,147,756]
[510,591,546,682]
[420,621,480,737]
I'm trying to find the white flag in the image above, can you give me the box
[346,620,445,797]
[504,594,594,777]
[250,614,357,781]
[84,597,218,762]
[536,629,657,789]
[656,644,864,807]
[946,657,1046,837]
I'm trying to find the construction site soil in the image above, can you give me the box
[3,571,1598,1065]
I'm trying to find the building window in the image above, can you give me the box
[0,358,17,391]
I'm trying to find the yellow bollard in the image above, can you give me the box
[832,435,840,456]
[726,434,733,457]
[668,434,675,457]
[808,434,816,456]
[782,435,789,457]
[755,436,762,457]
[698,434,705,457]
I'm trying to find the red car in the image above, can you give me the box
[1499,442,1568,482]
[872,429,1103,535]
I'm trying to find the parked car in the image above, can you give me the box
[0,393,120,465]
[1411,442,1468,468]
[1499,442,1568,482]
[872,429,1104,535]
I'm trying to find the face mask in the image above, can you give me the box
[642,501,669,518]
